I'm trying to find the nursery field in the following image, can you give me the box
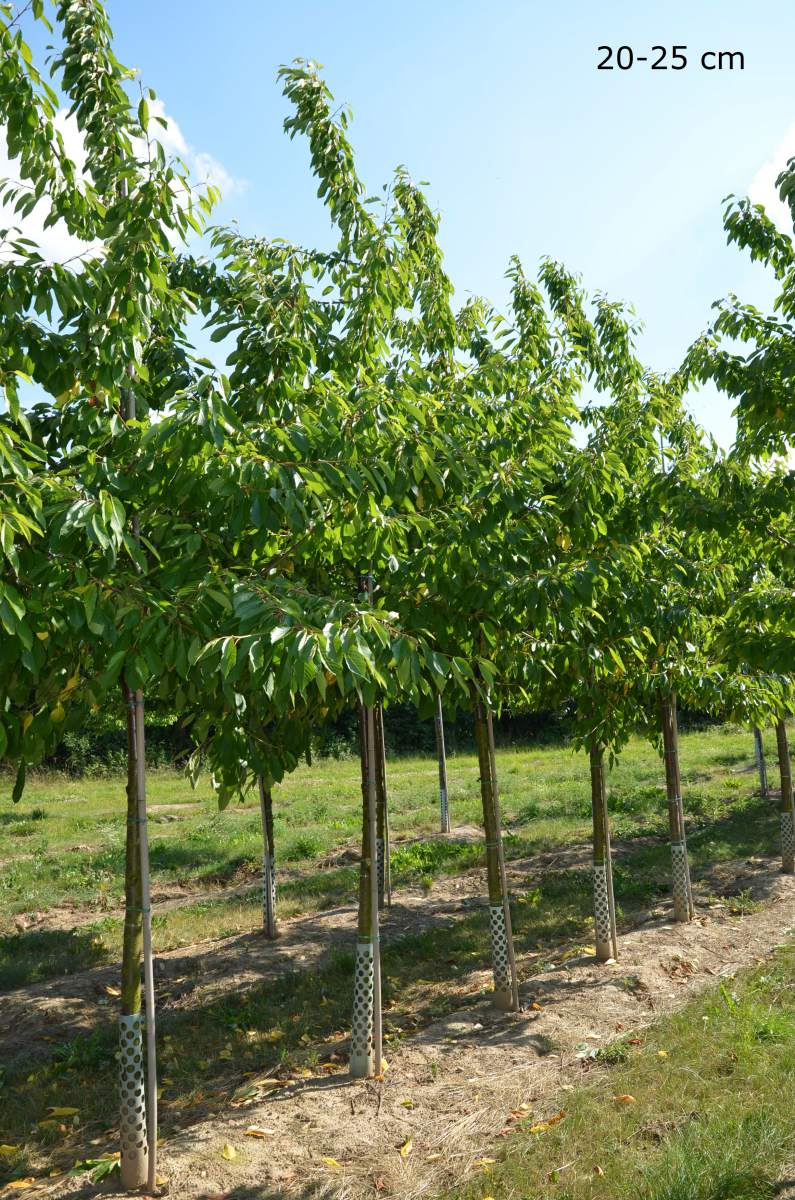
[3,3,795,1197]
[0,723,777,985]
[2,723,795,1198]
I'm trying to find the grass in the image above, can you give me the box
[0,723,783,989]
[448,943,795,1200]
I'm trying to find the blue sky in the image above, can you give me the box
[44,2,795,445]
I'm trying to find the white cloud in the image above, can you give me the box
[749,121,795,233]
[0,100,243,266]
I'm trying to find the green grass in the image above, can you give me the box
[447,944,795,1200]
[0,723,783,990]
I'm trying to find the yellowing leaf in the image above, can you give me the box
[220,1143,237,1161]
[399,1138,412,1158]
[400,1098,415,1109]
[473,1157,497,1167]
[529,1110,567,1134]
[658,1050,668,1058]
[244,1127,274,1139]
[47,1107,79,1117]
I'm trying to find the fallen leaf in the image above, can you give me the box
[47,1107,79,1117]
[103,985,121,997]
[0,1146,19,1157]
[531,1002,542,1011]
[425,1153,441,1162]
[399,1138,413,1158]
[594,1164,605,1176]
[614,1094,636,1104]
[321,1157,342,1171]
[529,1111,567,1134]
[472,1157,497,1167]
[244,1127,274,1139]
[6,1180,36,1191]
[658,1050,668,1058]
[400,1098,415,1109]
[220,1143,237,1161]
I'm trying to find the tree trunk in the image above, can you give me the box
[754,727,769,802]
[350,702,382,1077]
[590,744,618,962]
[374,703,391,908]
[119,683,148,1191]
[434,694,451,833]
[776,720,794,874]
[661,694,694,923]
[258,778,277,937]
[473,699,519,1011]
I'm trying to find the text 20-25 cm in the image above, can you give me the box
[598,46,745,71]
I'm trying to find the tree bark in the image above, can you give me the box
[473,699,519,1010]
[350,702,382,1077]
[590,744,618,962]
[661,694,694,922]
[258,778,277,937]
[434,694,451,833]
[776,720,794,874]
[119,682,147,1191]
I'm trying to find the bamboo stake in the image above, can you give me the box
[775,720,795,874]
[374,703,391,907]
[661,694,694,922]
[258,777,277,937]
[754,727,769,802]
[486,708,520,1011]
[434,694,451,833]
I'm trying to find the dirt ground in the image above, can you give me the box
[12,843,795,1200]
[1,833,592,1068]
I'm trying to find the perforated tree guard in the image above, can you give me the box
[263,854,276,931]
[119,1014,147,1179]
[593,860,612,960]
[670,839,692,921]
[489,904,512,1005]
[350,941,375,1077]
[781,811,795,873]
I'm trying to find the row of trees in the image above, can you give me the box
[1,1,794,1189]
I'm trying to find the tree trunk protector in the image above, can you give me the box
[349,940,375,1078]
[119,1014,148,1189]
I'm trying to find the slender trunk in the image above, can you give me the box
[661,694,694,922]
[434,694,451,833]
[754,727,769,802]
[118,359,157,1194]
[350,702,382,1077]
[258,778,277,937]
[374,703,391,908]
[590,744,618,962]
[473,699,519,1010]
[119,683,147,1191]
[776,720,794,873]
